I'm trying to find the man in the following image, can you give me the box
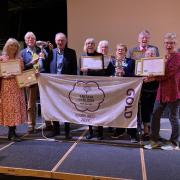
[21,32,44,133]
[127,30,159,60]
[45,32,77,139]
[127,30,160,142]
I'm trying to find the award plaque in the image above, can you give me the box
[16,69,37,88]
[0,60,21,76]
[80,56,104,69]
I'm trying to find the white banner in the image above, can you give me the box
[38,74,143,128]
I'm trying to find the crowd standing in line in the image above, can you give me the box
[0,30,179,150]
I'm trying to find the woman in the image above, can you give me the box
[141,48,159,140]
[97,40,114,69]
[106,43,138,143]
[144,32,180,150]
[0,38,27,141]
[80,38,105,140]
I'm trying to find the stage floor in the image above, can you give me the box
[0,118,179,180]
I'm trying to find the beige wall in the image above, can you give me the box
[67,0,180,60]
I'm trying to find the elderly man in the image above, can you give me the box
[45,32,77,139]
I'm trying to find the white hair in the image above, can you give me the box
[164,32,177,43]
[24,31,36,40]
[97,40,109,53]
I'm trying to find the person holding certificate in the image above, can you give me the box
[21,31,46,134]
[140,48,159,140]
[80,38,105,140]
[0,38,27,141]
[144,32,180,150]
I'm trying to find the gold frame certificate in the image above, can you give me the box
[0,60,21,76]
[141,57,165,76]
[135,59,142,76]
[16,69,37,88]
[81,56,103,69]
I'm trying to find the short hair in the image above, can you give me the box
[83,38,96,52]
[97,40,109,53]
[116,43,128,52]
[24,31,36,40]
[55,32,67,41]
[138,30,151,38]
[2,38,20,58]
[145,47,157,57]
[164,32,177,43]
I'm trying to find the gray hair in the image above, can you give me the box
[164,32,177,43]
[145,47,157,57]
[55,32,67,41]
[24,31,36,40]
[138,30,151,38]
[97,40,109,53]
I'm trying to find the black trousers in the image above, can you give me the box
[53,121,70,136]
[88,125,103,137]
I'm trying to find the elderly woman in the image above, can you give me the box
[0,38,27,141]
[97,40,114,68]
[106,43,138,143]
[144,32,180,150]
[80,38,105,140]
[141,48,159,140]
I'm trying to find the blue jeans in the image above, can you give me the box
[151,100,180,142]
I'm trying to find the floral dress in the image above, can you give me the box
[0,58,27,126]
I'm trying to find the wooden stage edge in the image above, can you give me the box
[0,166,126,180]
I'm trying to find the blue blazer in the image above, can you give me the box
[46,48,77,75]
[106,57,135,77]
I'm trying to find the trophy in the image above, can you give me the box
[114,59,123,77]
[33,41,48,72]
[36,41,48,51]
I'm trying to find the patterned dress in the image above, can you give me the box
[0,59,27,126]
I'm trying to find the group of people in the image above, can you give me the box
[0,30,179,150]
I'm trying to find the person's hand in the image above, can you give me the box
[39,52,45,59]
[81,67,88,72]
[31,58,38,65]
[115,67,124,76]
[143,74,155,82]
[3,74,14,79]
[47,41,53,50]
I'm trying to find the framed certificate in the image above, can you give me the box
[135,59,142,76]
[141,57,165,76]
[0,60,21,76]
[80,56,104,69]
[16,69,37,88]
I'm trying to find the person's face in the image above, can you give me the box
[101,45,108,55]
[86,41,96,53]
[55,35,67,50]
[145,51,155,58]
[116,46,126,58]
[138,35,150,47]
[25,35,36,48]
[7,43,18,55]
[164,39,176,53]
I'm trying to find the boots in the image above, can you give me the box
[8,126,21,142]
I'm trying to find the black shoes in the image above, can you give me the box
[86,134,93,139]
[8,126,21,142]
